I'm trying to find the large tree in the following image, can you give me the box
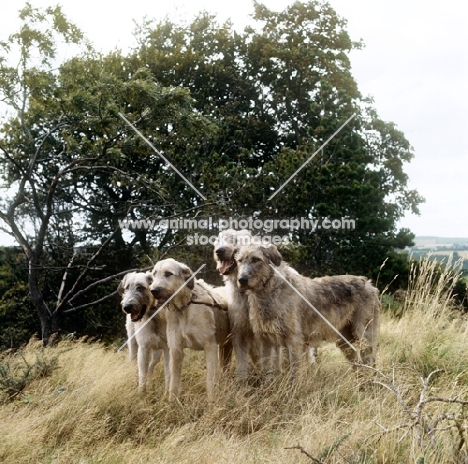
[136,1,423,275]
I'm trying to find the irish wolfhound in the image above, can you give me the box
[214,229,277,378]
[118,271,170,393]
[235,245,380,378]
[150,258,231,401]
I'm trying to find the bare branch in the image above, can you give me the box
[351,363,413,417]
[364,422,415,445]
[26,121,69,222]
[359,363,468,456]
[145,201,219,222]
[285,446,324,464]
[63,290,120,314]
[54,226,120,314]
[56,251,76,309]
[421,397,468,407]
[2,207,32,257]
[0,144,25,174]
[35,150,69,256]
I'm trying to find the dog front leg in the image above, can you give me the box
[287,336,303,382]
[219,339,233,372]
[275,345,283,373]
[137,345,150,393]
[163,348,171,391]
[126,316,138,362]
[259,335,281,376]
[305,344,318,364]
[233,331,251,379]
[148,349,162,378]
[268,341,283,375]
[169,346,184,401]
[205,343,219,401]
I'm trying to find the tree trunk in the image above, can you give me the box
[39,307,60,347]
[28,255,59,346]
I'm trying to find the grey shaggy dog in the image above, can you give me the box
[235,244,381,378]
[213,229,282,378]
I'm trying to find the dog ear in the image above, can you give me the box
[145,271,153,286]
[261,245,282,266]
[117,274,127,295]
[180,265,195,290]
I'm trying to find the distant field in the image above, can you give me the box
[409,237,468,270]
[408,249,468,270]
[410,249,468,260]
[427,250,468,259]
[414,236,468,247]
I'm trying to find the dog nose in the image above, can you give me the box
[150,287,161,298]
[215,247,225,256]
[238,275,249,286]
[123,304,133,314]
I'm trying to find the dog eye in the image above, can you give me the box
[136,285,145,291]
[250,257,260,263]
[164,272,173,277]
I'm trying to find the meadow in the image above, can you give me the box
[1,258,468,463]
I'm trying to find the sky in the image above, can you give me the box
[0,0,467,245]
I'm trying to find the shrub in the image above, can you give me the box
[0,343,60,402]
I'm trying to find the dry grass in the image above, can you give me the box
[2,257,468,463]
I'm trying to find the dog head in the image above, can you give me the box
[235,244,282,290]
[213,229,253,276]
[118,271,154,322]
[149,258,194,309]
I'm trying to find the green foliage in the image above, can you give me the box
[135,2,423,278]
[0,247,39,349]
[0,3,85,109]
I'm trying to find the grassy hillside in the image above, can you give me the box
[1,259,468,463]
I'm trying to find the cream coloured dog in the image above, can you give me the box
[149,258,231,401]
